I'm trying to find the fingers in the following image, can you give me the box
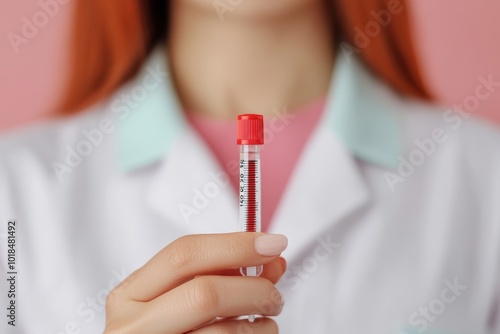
[262,257,286,283]
[191,318,279,334]
[139,276,283,334]
[119,233,288,302]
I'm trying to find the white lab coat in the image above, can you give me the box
[1,47,499,334]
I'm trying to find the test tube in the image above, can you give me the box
[237,114,264,322]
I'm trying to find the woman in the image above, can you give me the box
[1,0,499,333]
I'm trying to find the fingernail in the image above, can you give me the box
[255,234,288,256]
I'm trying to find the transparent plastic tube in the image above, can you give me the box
[239,144,263,277]
[237,114,264,322]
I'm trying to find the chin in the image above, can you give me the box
[180,0,322,21]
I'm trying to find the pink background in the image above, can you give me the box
[0,0,499,132]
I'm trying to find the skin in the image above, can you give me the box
[105,1,334,332]
[168,0,335,119]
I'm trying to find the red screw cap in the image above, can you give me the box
[237,114,264,145]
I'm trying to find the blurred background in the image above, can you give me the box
[0,0,499,132]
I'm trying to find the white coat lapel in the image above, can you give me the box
[268,125,370,264]
[146,127,239,235]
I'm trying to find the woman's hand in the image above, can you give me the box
[104,233,288,333]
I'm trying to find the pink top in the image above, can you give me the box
[186,99,326,232]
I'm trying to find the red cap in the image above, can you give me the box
[237,114,264,145]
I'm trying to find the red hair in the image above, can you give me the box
[59,0,431,114]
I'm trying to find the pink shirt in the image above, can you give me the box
[186,99,326,232]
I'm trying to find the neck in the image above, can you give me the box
[167,2,334,119]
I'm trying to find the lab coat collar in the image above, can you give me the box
[117,46,403,171]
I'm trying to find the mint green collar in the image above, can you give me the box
[118,47,402,171]
[324,54,403,168]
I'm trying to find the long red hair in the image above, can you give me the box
[59,0,431,114]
